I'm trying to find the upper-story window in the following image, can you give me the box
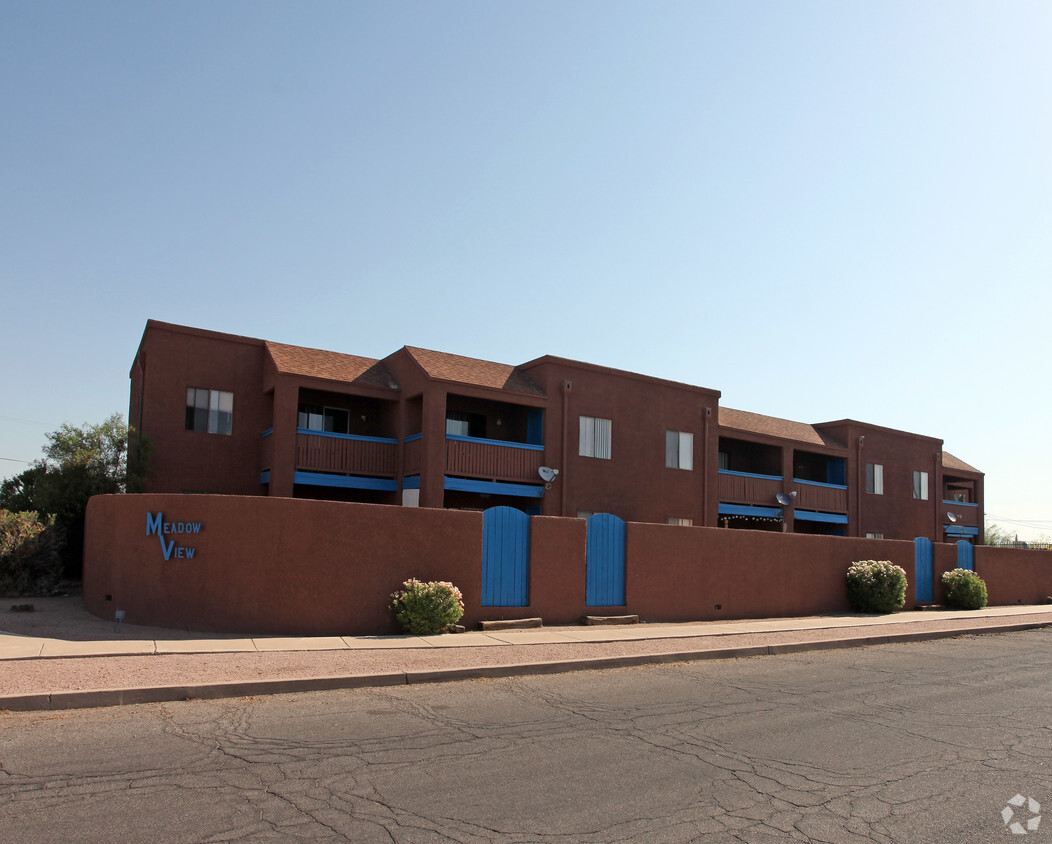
[913,470,929,500]
[665,431,694,470]
[866,462,884,495]
[446,410,485,438]
[579,416,612,459]
[298,403,350,434]
[185,388,233,435]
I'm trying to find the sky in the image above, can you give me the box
[2,1,1050,539]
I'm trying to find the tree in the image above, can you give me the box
[0,465,46,513]
[0,414,151,578]
[984,523,1016,546]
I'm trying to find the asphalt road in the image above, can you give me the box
[3,630,1051,843]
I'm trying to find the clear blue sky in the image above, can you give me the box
[2,1,1050,538]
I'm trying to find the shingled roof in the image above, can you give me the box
[265,342,398,389]
[943,451,981,474]
[718,407,842,447]
[404,347,545,396]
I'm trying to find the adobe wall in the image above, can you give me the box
[84,494,483,636]
[84,495,1052,636]
[975,546,1052,606]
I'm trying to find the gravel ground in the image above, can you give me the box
[4,596,1052,699]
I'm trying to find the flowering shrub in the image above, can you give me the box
[941,568,988,610]
[0,510,63,596]
[846,560,907,613]
[391,578,465,635]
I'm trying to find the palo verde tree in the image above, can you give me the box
[0,413,151,578]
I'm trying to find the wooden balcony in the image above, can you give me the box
[943,501,980,529]
[718,470,784,506]
[793,479,848,513]
[403,434,422,476]
[446,435,544,484]
[296,429,396,477]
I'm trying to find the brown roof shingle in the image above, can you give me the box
[405,347,545,396]
[266,342,398,389]
[718,407,841,447]
[943,451,981,474]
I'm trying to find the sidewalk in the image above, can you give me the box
[3,599,1051,713]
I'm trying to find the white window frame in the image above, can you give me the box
[866,532,885,539]
[665,431,694,470]
[913,470,929,500]
[579,416,612,459]
[666,517,693,526]
[866,462,884,495]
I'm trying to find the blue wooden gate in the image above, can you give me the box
[586,513,626,607]
[482,507,530,607]
[956,539,974,571]
[914,537,934,602]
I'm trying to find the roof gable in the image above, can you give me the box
[265,342,398,389]
[404,347,545,396]
[718,407,842,447]
[943,451,981,474]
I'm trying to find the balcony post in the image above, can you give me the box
[781,447,794,534]
[267,379,297,498]
[419,388,447,508]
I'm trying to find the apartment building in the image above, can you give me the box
[131,320,983,543]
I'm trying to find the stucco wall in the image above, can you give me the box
[84,495,1052,635]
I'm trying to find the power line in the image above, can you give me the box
[986,514,1052,530]
[0,457,32,464]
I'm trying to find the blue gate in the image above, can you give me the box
[482,507,530,607]
[586,513,626,607]
[914,537,934,602]
[956,539,974,571]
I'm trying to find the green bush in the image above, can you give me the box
[941,568,988,610]
[0,509,64,596]
[391,578,465,635]
[846,559,907,613]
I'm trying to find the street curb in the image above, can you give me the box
[3,620,1050,713]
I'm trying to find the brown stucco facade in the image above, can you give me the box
[130,319,984,544]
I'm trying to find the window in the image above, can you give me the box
[866,532,885,539]
[665,431,694,470]
[298,403,350,434]
[865,462,883,495]
[446,410,486,438]
[579,416,612,459]
[185,388,233,435]
[667,517,693,526]
[718,451,729,470]
[913,470,929,500]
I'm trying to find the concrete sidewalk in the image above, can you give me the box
[4,603,1052,660]
[3,604,1051,712]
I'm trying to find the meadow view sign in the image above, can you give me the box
[146,511,202,560]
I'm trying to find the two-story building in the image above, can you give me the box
[131,320,984,543]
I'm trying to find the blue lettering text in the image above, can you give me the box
[146,512,163,536]
[159,535,175,560]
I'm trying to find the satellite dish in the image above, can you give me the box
[538,466,559,483]
[947,512,958,523]
[775,492,794,506]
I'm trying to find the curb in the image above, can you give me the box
[3,620,1050,713]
